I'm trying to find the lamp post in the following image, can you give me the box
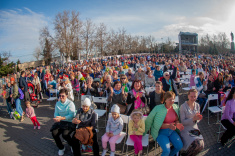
[161,38,163,53]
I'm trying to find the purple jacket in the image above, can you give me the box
[125,72,135,81]
[221,99,235,124]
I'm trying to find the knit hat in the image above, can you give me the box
[111,104,120,114]
[82,98,91,107]
[130,110,143,120]
[10,77,15,82]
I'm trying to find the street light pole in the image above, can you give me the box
[161,38,163,53]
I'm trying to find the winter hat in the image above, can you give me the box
[130,110,143,120]
[111,104,120,114]
[82,98,91,107]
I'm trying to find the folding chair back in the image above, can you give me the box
[81,95,93,101]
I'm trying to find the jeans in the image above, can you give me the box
[6,100,13,114]
[157,128,183,156]
[15,98,23,116]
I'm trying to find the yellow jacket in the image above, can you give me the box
[123,65,129,69]
[128,119,145,135]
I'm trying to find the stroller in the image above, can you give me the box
[27,82,40,107]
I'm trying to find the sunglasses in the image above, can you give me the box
[121,78,126,79]
[59,95,65,98]
[165,75,169,76]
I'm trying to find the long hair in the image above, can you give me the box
[156,81,165,103]
[225,87,235,103]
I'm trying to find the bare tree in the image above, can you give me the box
[96,23,108,57]
[81,19,96,59]
[33,47,42,61]
[39,26,54,65]
[54,10,82,61]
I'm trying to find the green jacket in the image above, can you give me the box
[144,104,179,141]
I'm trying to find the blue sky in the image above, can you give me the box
[0,0,235,63]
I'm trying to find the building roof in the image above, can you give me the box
[179,32,198,36]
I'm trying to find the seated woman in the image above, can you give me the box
[101,75,113,97]
[205,74,216,95]
[144,91,184,156]
[125,68,135,82]
[149,81,165,111]
[154,65,163,81]
[108,81,127,114]
[112,71,120,82]
[70,74,80,94]
[58,76,74,101]
[81,77,97,96]
[190,70,196,88]
[180,89,204,156]
[32,73,43,102]
[51,89,76,156]
[194,72,207,111]
[71,98,99,156]
[145,70,155,87]
[120,74,131,93]
[161,61,178,96]
[126,80,146,115]
[220,87,235,145]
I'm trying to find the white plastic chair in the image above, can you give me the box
[145,87,155,95]
[93,97,108,118]
[47,89,58,104]
[217,106,226,143]
[206,94,222,125]
[125,116,150,156]
[81,95,93,102]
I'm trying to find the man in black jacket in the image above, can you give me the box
[19,71,30,101]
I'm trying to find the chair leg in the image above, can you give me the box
[217,123,222,143]
[126,145,128,156]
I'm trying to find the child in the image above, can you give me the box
[25,101,41,129]
[128,110,145,156]
[1,84,13,119]
[102,104,123,156]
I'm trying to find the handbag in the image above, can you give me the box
[135,99,150,115]
[117,103,127,114]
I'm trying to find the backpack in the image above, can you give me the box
[18,88,24,100]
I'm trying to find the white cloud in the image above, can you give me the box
[0,8,48,62]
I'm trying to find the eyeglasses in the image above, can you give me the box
[121,78,126,79]
[59,95,65,98]
[165,75,169,76]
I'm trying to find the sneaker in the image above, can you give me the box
[10,112,13,119]
[58,147,65,156]
[110,151,115,156]
[37,126,41,130]
[34,126,37,129]
[101,149,108,156]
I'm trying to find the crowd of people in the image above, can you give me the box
[1,53,235,156]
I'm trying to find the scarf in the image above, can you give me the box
[166,79,172,91]
[113,88,122,95]
[132,89,145,109]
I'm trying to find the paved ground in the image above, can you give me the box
[0,88,235,156]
